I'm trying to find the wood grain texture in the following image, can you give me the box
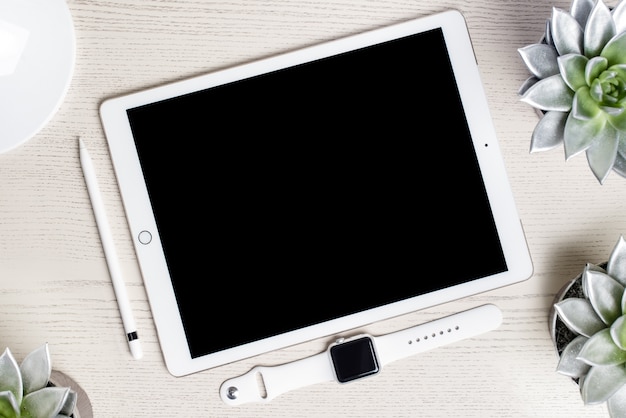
[1,0,623,416]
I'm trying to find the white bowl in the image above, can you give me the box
[0,0,75,153]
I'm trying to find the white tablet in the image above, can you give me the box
[99,9,533,377]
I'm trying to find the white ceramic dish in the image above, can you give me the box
[0,0,75,153]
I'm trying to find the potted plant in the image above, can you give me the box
[550,235,626,417]
[0,343,77,418]
[518,0,626,184]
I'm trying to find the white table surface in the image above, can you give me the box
[1,0,623,416]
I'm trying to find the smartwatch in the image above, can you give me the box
[220,304,502,405]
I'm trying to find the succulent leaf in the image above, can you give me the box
[607,105,626,132]
[586,125,619,183]
[586,56,609,85]
[612,0,626,34]
[599,97,615,110]
[0,349,23,406]
[0,390,19,418]
[59,390,77,417]
[530,111,567,152]
[20,343,52,395]
[559,53,588,90]
[573,87,601,120]
[20,387,69,418]
[584,0,616,57]
[545,18,554,46]
[578,328,626,366]
[571,0,596,28]
[555,297,606,337]
[563,111,605,158]
[518,76,538,96]
[613,146,626,177]
[608,235,626,287]
[519,44,560,79]
[552,7,584,55]
[583,263,609,297]
[611,315,626,350]
[600,104,624,115]
[581,363,626,404]
[611,64,626,81]
[557,334,591,377]
[608,383,626,418]
[590,80,607,103]
[520,74,574,111]
[586,270,624,324]
[602,32,626,66]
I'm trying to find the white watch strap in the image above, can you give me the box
[374,303,502,366]
[220,304,502,405]
[220,351,335,405]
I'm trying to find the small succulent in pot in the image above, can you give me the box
[0,343,76,418]
[518,0,626,184]
[553,235,626,417]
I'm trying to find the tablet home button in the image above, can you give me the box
[138,230,152,245]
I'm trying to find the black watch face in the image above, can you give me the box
[329,336,379,383]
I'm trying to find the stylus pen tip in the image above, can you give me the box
[129,339,143,360]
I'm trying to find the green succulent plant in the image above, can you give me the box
[518,0,626,184]
[0,343,76,418]
[554,235,626,417]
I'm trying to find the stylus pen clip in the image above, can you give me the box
[79,138,143,360]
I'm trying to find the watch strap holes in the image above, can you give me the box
[406,324,461,345]
[254,371,268,399]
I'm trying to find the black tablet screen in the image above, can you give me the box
[126,27,507,358]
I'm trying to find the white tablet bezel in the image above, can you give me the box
[100,9,533,377]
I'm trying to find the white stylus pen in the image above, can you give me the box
[79,138,143,360]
